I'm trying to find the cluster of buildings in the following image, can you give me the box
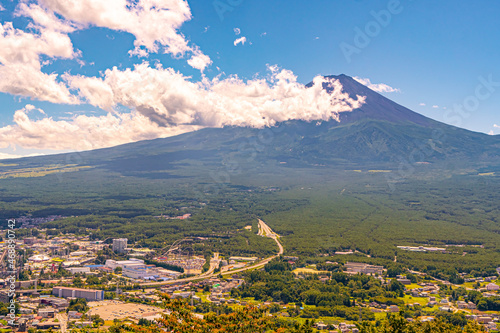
[0,286,106,331]
[464,275,498,283]
[17,236,176,282]
[465,314,499,331]
[104,258,182,280]
[11,235,104,280]
[206,278,243,305]
[159,277,244,306]
[408,283,440,299]
[344,262,384,275]
[314,321,359,333]
[15,215,64,228]
[155,255,206,275]
[219,257,257,272]
[405,281,500,330]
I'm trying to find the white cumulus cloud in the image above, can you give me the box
[234,36,247,46]
[39,0,208,64]
[0,21,77,68]
[353,77,400,93]
[0,64,368,150]
[187,47,212,72]
[16,3,80,33]
[0,1,368,152]
[0,21,80,103]
[64,63,365,130]
[0,105,202,151]
[0,66,365,150]
[0,0,213,103]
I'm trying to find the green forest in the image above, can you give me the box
[1,159,500,281]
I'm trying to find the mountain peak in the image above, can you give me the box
[312,74,436,127]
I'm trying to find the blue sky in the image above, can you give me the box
[0,0,499,158]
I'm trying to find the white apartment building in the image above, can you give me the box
[112,238,128,254]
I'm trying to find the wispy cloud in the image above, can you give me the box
[432,105,439,109]
[489,124,500,135]
[353,77,400,93]
[419,103,426,106]
[0,152,43,160]
[233,27,241,35]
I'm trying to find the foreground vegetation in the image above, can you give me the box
[71,295,486,333]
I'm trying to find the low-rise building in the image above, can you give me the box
[40,297,69,310]
[315,322,328,330]
[73,321,93,328]
[397,278,411,285]
[477,316,492,324]
[388,305,399,312]
[37,308,55,318]
[123,266,156,279]
[105,258,145,270]
[486,283,499,291]
[67,267,91,274]
[344,262,384,275]
[52,287,104,301]
[68,311,83,319]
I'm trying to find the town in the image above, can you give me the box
[1,221,499,332]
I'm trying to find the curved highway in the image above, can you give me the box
[140,219,283,287]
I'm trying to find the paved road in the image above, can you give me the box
[0,249,8,275]
[199,252,219,278]
[0,248,7,263]
[56,313,67,333]
[258,219,283,255]
[141,219,283,287]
